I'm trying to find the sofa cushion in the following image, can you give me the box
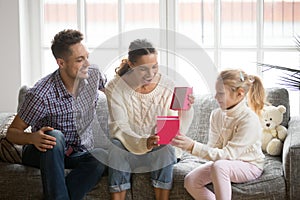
[0,138,22,164]
[17,85,29,112]
[130,153,286,200]
[187,94,218,143]
[0,114,22,163]
[265,88,290,128]
[231,154,286,199]
[178,154,286,200]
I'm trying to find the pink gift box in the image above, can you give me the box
[156,116,180,144]
[170,87,193,110]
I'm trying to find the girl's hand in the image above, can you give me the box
[178,94,195,116]
[188,94,195,106]
[172,134,195,152]
[147,135,160,150]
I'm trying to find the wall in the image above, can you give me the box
[0,0,21,112]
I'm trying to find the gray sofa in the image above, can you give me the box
[0,87,299,199]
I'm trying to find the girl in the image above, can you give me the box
[105,39,194,200]
[172,69,265,200]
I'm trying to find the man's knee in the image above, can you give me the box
[46,130,64,141]
[45,130,65,151]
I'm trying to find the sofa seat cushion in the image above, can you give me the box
[0,162,44,199]
[174,153,286,200]
[176,153,285,199]
[0,161,124,200]
[130,153,203,200]
[230,155,286,200]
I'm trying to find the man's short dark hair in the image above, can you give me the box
[51,29,84,59]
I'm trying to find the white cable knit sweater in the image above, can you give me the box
[105,74,193,155]
[192,99,265,170]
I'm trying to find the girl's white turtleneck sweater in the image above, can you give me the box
[192,99,265,169]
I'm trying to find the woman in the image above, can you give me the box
[105,39,193,200]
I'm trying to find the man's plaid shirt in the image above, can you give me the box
[19,66,106,153]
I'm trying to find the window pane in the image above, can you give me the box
[43,49,57,76]
[263,51,300,116]
[43,0,77,45]
[221,0,257,46]
[86,0,118,46]
[263,51,299,88]
[124,0,159,31]
[205,50,215,64]
[102,56,121,81]
[264,0,300,46]
[220,51,257,74]
[176,57,210,95]
[178,0,214,46]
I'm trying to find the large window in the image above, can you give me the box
[22,0,300,116]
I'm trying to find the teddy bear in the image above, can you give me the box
[261,105,288,156]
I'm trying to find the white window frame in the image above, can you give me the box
[20,0,300,115]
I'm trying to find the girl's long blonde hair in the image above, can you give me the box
[217,69,265,117]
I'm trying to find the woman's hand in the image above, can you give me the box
[172,134,195,152]
[147,135,160,150]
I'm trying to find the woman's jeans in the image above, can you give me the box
[22,130,106,200]
[108,139,176,193]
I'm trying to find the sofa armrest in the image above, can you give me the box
[282,116,300,200]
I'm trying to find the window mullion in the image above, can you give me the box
[257,0,264,77]
[26,0,43,85]
[166,0,176,78]
[214,0,221,69]
[77,0,86,36]
[159,0,168,75]
[118,0,124,56]
[159,0,167,30]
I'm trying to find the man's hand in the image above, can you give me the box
[147,135,160,150]
[31,127,56,152]
[172,134,195,152]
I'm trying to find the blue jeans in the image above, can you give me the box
[22,130,107,200]
[108,139,176,193]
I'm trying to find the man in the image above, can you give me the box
[7,29,107,200]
